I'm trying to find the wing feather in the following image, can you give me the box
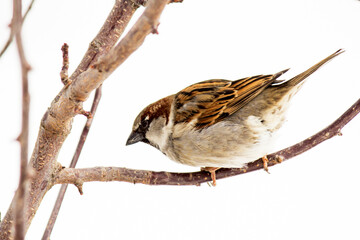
[174,70,288,129]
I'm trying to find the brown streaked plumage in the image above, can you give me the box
[174,69,289,129]
[126,49,344,185]
[140,96,173,125]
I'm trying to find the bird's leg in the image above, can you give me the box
[262,155,270,174]
[201,167,221,186]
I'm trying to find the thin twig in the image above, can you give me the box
[0,0,35,58]
[41,87,102,240]
[12,0,31,239]
[22,0,35,21]
[0,32,14,59]
[60,43,70,86]
[55,98,360,186]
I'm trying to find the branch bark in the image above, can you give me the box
[54,98,360,186]
[12,0,31,239]
[41,86,102,240]
[0,0,170,239]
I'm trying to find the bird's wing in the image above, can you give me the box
[174,70,288,129]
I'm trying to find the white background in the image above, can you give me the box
[1,0,360,239]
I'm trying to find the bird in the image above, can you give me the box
[126,49,344,185]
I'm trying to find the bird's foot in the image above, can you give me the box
[201,167,221,186]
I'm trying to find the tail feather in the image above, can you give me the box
[285,49,344,87]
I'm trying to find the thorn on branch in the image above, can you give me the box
[60,43,71,86]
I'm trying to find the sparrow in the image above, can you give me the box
[126,49,343,185]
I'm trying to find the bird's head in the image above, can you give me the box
[126,95,174,150]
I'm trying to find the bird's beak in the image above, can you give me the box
[126,130,145,146]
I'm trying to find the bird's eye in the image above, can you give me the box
[140,119,149,130]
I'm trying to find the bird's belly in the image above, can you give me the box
[167,114,282,168]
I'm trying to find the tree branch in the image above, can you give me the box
[11,0,31,239]
[0,0,171,239]
[54,98,360,187]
